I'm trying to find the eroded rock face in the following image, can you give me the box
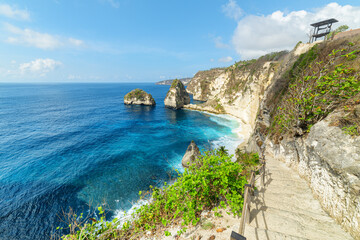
[124,89,156,106]
[164,79,190,109]
[262,111,360,238]
[182,141,201,168]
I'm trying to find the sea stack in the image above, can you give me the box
[182,141,201,168]
[124,89,156,106]
[164,79,190,109]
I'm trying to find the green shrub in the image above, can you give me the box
[270,43,360,139]
[235,149,260,177]
[61,148,255,239]
[132,150,246,234]
[342,124,359,136]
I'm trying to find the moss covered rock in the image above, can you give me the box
[124,89,156,106]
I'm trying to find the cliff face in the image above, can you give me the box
[246,35,360,238]
[186,50,304,141]
[187,35,360,238]
[164,79,190,109]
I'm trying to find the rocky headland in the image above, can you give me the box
[164,79,190,109]
[155,77,192,86]
[124,89,156,106]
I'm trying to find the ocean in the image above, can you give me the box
[0,83,241,239]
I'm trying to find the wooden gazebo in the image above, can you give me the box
[309,18,338,43]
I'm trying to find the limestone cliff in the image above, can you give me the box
[164,79,190,109]
[186,50,303,141]
[187,34,360,238]
[124,89,156,106]
[245,35,360,238]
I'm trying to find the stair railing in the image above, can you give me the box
[230,157,266,240]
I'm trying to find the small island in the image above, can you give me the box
[164,79,190,109]
[124,89,156,106]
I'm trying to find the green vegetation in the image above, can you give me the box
[258,51,288,62]
[235,150,260,178]
[342,124,359,136]
[326,25,349,40]
[60,148,260,239]
[214,103,225,113]
[171,79,181,88]
[224,50,286,98]
[124,88,152,101]
[294,41,303,50]
[201,221,215,230]
[270,42,360,140]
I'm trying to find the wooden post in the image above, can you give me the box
[238,171,255,234]
[261,162,265,187]
[238,186,249,234]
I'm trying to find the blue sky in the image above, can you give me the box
[0,0,360,82]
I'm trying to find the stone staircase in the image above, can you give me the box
[242,157,353,240]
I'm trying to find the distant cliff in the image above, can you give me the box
[155,78,192,86]
[186,34,360,238]
[186,51,290,140]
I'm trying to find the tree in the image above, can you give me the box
[326,25,349,40]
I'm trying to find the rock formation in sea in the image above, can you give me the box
[164,79,190,109]
[124,89,156,106]
[182,141,201,168]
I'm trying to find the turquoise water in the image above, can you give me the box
[0,83,241,239]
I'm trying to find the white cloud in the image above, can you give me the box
[214,36,230,49]
[4,23,84,50]
[222,0,242,21]
[232,3,360,59]
[19,58,62,76]
[0,4,30,20]
[5,23,62,49]
[218,56,233,63]
[68,37,84,46]
[103,0,120,8]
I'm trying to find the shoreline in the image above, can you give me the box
[183,105,244,139]
[183,103,254,149]
[114,107,245,228]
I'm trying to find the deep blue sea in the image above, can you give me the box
[0,83,241,240]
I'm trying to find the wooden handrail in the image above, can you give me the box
[232,158,266,239]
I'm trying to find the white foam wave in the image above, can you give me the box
[113,198,149,225]
[211,135,243,157]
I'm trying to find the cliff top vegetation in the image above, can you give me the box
[267,35,360,141]
[124,89,153,101]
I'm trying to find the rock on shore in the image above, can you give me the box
[182,141,201,168]
[124,89,156,106]
[164,79,190,109]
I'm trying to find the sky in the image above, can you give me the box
[0,0,360,83]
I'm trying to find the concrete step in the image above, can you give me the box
[243,157,354,240]
[259,180,309,192]
[248,207,352,240]
[250,197,330,222]
[243,225,310,240]
[265,170,303,180]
